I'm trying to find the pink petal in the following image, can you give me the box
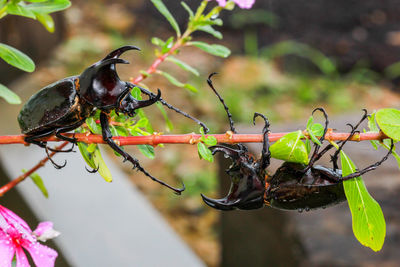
[234,0,255,9]
[23,241,58,267]
[33,222,52,237]
[0,231,15,267]
[208,0,227,7]
[15,246,30,267]
[0,206,33,242]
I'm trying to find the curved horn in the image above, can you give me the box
[209,145,241,158]
[103,45,141,60]
[135,89,161,109]
[201,194,241,211]
[94,58,129,70]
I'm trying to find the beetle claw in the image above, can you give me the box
[85,165,99,173]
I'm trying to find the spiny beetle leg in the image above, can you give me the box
[253,112,271,170]
[99,112,184,194]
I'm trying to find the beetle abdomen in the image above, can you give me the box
[265,162,346,210]
[18,77,79,134]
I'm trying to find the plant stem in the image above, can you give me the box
[0,131,390,146]
[0,142,69,197]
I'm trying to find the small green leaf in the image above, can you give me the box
[138,145,155,159]
[131,86,142,100]
[151,37,165,47]
[198,142,213,162]
[166,56,199,76]
[197,25,223,39]
[25,0,71,14]
[85,117,102,135]
[0,83,21,104]
[23,170,49,198]
[340,151,386,251]
[307,123,324,146]
[6,3,36,19]
[183,83,198,93]
[35,12,54,32]
[204,136,217,146]
[270,131,309,164]
[376,108,400,141]
[367,113,380,150]
[180,1,193,18]
[150,0,181,37]
[0,43,35,72]
[161,37,174,53]
[189,41,231,58]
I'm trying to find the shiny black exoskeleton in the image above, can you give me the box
[18,45,208,194]
[201,74,394,210]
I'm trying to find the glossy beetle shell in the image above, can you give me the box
[17,77,91,134]
[265,162,346,210]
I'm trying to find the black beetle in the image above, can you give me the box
[18,45,208,194]
[201,74,394,210]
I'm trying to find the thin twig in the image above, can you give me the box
[0,131,389,146]
[0,142,69,197]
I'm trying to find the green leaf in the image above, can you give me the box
[0,43,35,72]
[189,41,231,58]
[35,12,54,32]
[270,131,309,164]
[150,0,181,36]
[308,123,324,146]
[367,113,380,150]
[376,108,400,141]
[23,170,49,198]
[151,37,165,47]
[78,142,112,182]
[138,145,155,159]
[180,1,193,18]
[197,25,223,39]
[166,56,199,76]
[198,142,213,162]
[131,86,142,100]
[0,83,21,104]
[25,0,71,14]
[157,70,197,92]
[161,37,174,53]
[6,3,36,19]
[340,151,386,251]
[85,117,102,135]
[204,136,217,146]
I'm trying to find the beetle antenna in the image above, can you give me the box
[207,73,236,134]
[130,83,209,133]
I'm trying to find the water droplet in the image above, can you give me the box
[297,208,303,213]
[224,154,229,159]
[305,207,310,212]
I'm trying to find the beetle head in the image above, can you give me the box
[117,88,161,117]
[201,144,265,210]
[79,45,140,109]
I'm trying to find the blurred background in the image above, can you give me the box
[1,0,400,266]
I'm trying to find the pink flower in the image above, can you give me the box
[0,205,58,267]
[210,0,255,9]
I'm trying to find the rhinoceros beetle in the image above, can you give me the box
[18,45,208,194]
[201,74,394,210]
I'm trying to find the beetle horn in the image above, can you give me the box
[95,58,129,70]
[135,89,161,109]
[103,45,141,60]
[201,194,241,211]
[209,145,240,159]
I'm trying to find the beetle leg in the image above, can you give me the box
[25,132,74,153]
[207,73,236,134]
[100,112,185,194]
[253,112,271,170]
[54,120,85,144]
[303,108,329,172]
[44,145,67,169]
[129,83,209,134]
[25,137,67,169]
[85,165,99,173]
[336,139,394,182]
[330,109,368,170]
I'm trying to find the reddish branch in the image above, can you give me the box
[0,131,389,146]
[0,142,69,197]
